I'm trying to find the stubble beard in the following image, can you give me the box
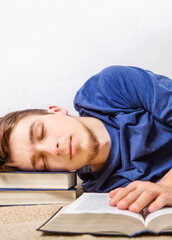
[76,122,100,165]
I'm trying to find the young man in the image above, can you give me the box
[1,65,172,213]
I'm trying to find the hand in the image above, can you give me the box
[109,180,172,213]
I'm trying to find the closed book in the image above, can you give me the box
[0,188,76,206]
[38,193,172,237]
[0,171,76,189]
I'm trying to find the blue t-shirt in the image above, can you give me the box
[73,66,172,192]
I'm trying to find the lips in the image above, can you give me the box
[69,137,72,159]
[70,137,76,159]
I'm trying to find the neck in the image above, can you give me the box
[77,116,111,171]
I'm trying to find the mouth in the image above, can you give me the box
[69,137,72,159]
[69,137,76,160]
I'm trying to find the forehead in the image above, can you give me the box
[11,115,41,140]
[9,115,40,170]
[9,112,65,147]
[11,113,55,138]
[9,113,62,170]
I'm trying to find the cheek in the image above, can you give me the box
[48,121,65,136]
[48,161,69,172]
[12,151,32,170]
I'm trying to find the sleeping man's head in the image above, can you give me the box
[0,106,105,172]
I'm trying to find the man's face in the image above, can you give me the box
[9,112,99,171]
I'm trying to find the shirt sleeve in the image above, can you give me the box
[75,66,172,127]
[103,66,172,127]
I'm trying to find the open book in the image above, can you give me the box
[38,193,172,236]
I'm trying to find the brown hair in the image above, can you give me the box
[0,109,50,171]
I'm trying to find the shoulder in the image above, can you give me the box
[73,65,150,108]
[100,65,150,78]
[93,65,151,85]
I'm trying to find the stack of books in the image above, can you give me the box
[0,171,76,206]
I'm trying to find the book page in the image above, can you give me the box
[65,193,144,223]
[145,207,172,227]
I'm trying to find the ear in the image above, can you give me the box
[47,106,68,115]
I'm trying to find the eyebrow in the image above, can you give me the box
[29,120,38,171]
[29,120,37,144]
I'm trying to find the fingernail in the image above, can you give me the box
[118,201,126,208]
[149,206,155,212]
[109,199,116,206]
[130,203,138,211]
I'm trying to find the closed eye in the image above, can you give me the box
[40,124,46,140]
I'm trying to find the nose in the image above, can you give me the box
[36,142,60,157]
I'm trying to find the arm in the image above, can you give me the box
[75,66,172,127]
[109,168,172,213]
[102,66,172,127]
[74,66,172,203]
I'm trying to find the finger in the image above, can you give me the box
[129,190,157,213]
[109,188,122,198]
[148,194,167,212]
[109,184,136,206]
[116,190,141,210]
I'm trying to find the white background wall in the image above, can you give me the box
[0,0,172,116]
